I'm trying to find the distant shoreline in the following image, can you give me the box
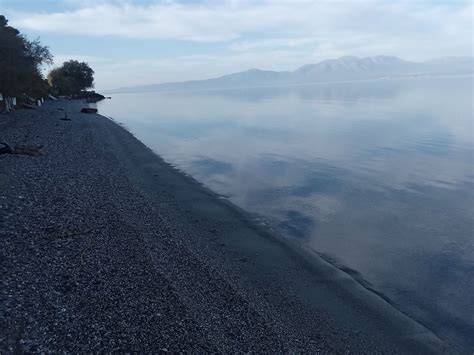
[0,100,452,352]
[105,55,474,95]
[103,72,473,96]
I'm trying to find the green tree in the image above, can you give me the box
[48,60,94,95]
[0,15,53,109]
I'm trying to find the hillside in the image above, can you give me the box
[108,55,474,93]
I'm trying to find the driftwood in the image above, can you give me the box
[13,144,44,156]
[0,142,43,156]
[80,108,98,114]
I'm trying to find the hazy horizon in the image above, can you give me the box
[1,0,472,90]
[106,54,474,92]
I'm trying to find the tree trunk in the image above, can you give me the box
[5,96,12,112]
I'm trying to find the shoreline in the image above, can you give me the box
[0,100,453,352]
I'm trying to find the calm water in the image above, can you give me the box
[99,77,474,349]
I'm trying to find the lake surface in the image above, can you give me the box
[99,77,474,349]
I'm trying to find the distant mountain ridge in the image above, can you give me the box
[108,55,474,93]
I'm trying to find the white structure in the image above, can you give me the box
[1,96,17,112]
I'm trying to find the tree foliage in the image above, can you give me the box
[0,15,53,98]
[48,60,94,95]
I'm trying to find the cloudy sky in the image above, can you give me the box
[1,0,472,90]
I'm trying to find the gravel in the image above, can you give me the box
[0,100,452,353]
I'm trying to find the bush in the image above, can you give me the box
[48,60,94,95]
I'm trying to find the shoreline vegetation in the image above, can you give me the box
[0,15,104,113]
[0,100,453,352]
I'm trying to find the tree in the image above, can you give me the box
[48,60,94,95]
[0,15,53,109]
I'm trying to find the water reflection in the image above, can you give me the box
[99,77,473,349]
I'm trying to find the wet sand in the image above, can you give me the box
[0,100,452,352]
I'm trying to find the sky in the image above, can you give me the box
[1,0,473,90]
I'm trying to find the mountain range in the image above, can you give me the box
[108,55,474,93]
